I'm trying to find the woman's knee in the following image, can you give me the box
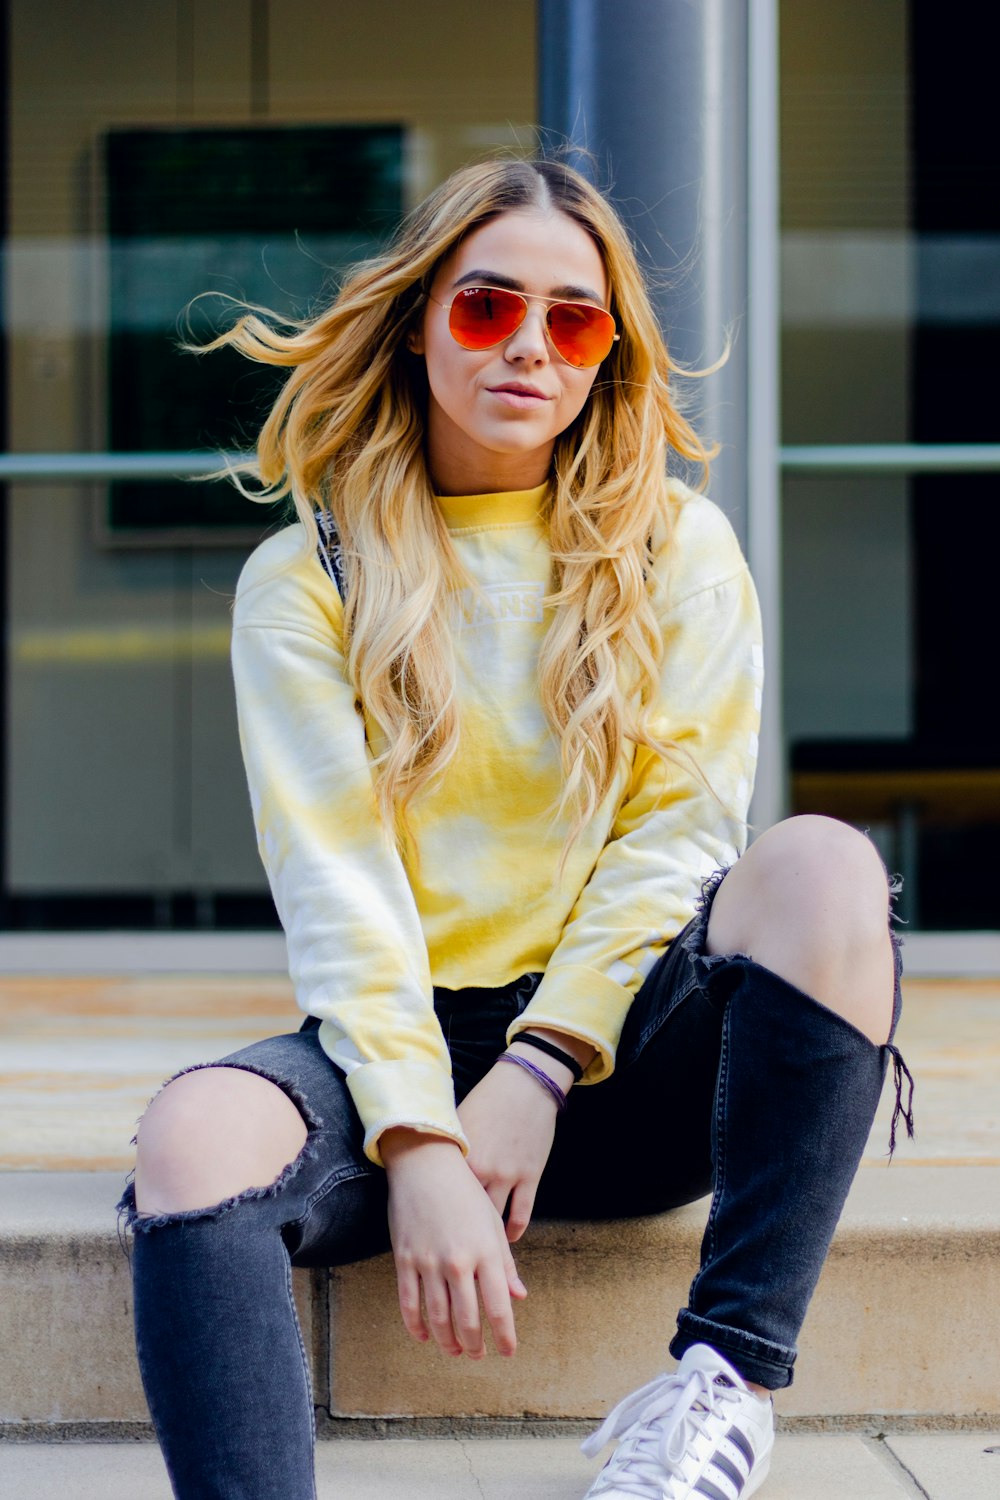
[707,816,896,1043]
[134,1066,309,1217]
[710,815,892,953]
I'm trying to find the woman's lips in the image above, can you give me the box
[487,383,552,409]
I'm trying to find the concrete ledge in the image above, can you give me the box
[0,1174,323,1425]
[2,1168,998,1429]
[330,1167,1000,1422]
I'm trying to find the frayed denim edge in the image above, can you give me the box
[680,866,753,974]
[866,843,913,1158]
[116,1059,324,1244]
[680,860,914,1162]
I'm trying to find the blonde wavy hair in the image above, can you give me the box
[207,157,712,844]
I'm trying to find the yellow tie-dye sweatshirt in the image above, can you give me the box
[231,480,763,1164]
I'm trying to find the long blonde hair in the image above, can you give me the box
[207,158,711,841]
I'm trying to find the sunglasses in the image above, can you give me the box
[428,284,620,369]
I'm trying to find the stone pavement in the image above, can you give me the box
[2,1433,1000,1498]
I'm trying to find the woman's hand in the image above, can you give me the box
[381,1129,527,1359]
[457,1053,564,1243]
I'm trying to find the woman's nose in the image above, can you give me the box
[504,304,550,363]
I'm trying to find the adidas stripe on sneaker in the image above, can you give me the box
[580,1343,774,1500]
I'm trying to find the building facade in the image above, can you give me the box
[1,1,997,967]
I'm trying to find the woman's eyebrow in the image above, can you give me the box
[451,269,607,305]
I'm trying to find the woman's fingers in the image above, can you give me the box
[505,1179,537,1243]
[474,1160,537,1243]
[382,1132,527,1358]
[458,1058,559,1243]
[394,1255,429,1344]
[422,1271,465,1356]
[402,1263,509,1359]
[477,1254,519,1356]
[399,1242,523,1359]
[479,1174,537,1243]
[495,1215,528,1297]
[481,1175,512,1222]
[446,1265,487,1359]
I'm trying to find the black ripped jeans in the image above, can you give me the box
[118,871,909,1500]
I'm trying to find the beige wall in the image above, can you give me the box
[4,0,535,895]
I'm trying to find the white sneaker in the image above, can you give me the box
[580,1344,774,1499]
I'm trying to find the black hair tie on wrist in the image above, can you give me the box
[514,1032,585,1083]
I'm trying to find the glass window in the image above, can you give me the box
[780,0,1000,930]
[1,0,536,930]
[105,124,403,541]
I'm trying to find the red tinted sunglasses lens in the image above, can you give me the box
[448,286,526,349]
[546,302,617,368]
[447,286,618,368]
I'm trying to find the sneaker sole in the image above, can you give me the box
[743,1450,772,1498]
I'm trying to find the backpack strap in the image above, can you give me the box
[315,510,346,599]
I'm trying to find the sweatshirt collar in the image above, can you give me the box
[435,481,549,532]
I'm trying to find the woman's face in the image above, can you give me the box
[412,208,610,495]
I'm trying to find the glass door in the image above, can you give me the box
[1,0,536,932]
[779,0,1000,932]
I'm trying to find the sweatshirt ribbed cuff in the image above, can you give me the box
[321,1049,468,1167]
[508,965,634,1083]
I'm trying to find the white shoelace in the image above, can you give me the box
[581,1368,743,1497]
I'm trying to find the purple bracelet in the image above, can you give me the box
[498,1051,568,1113]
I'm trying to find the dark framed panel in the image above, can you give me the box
[0,0,10,925]
[102,123,403,546]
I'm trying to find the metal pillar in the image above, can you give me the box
[538,0,750,547]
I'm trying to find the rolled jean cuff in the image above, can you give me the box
[670,1311,796,1391]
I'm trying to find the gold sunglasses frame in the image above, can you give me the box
[426,284,620,366]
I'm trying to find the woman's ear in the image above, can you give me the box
[406,328,425,355]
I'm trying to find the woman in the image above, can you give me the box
[120,157,909,1500]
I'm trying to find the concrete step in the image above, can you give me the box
[2,973,997,1437]
[2,974,998,1174]
[2,1166,998,1434]
[3,1432,1000,1500]
[329,1165,1000,1425]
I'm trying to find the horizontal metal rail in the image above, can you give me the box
[1,445,999,483]
[780,443,1000,474]
[0,452,248,481]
